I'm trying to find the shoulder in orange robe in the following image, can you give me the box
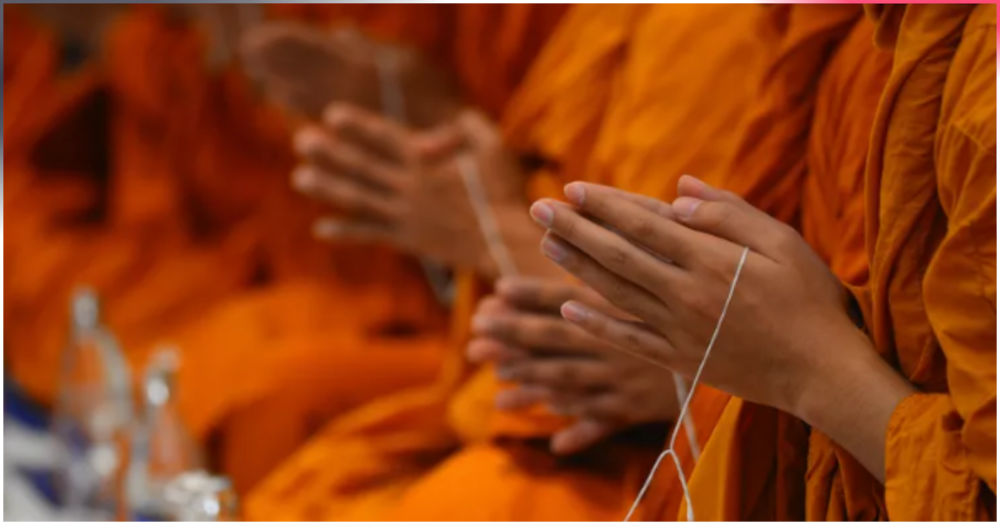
[684,4,995,521]
[243,5,775,521]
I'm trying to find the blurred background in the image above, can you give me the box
[5,3,558,519]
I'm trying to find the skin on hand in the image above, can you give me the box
[528,176,916,481]
[240,22,460,127]
[291,104,564,280]
[468,276,680,455]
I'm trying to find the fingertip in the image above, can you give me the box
[474,296,508,316]
[311,218,342,239]
[564,182,586,207]
[494,276,517,297]
[677,174,710,198]
[530,200,555,228]
[495,276,531,300]
[292,166,316,191]
[471,314,494,334]
[322,103,353,129]
[672,196,702,221]
[466,338,498,363]
[292,127,323,155]
[560,301,591,324]
[550,430,584,456]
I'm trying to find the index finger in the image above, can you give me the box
[562,182,706,269]
[494,277,597,315]
[323,103,413,164]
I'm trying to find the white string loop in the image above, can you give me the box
[624,245,750,522]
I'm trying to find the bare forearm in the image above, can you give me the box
[794,327,917,483]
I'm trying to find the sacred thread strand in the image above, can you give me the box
[625,247,750,524]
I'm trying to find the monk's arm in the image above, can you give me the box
[794,327,916,484]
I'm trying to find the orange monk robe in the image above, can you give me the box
[0,3,446,493]
[4,7,107,400]
[856,5,994,520]
[3,6,104,234]
[244,5,773,521]
[684,4,997,521]
[4,6,276,407]
[154,4,569,494]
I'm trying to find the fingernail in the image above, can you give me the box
[472,315,493,334]
[292,167,315,190]
[541,237,568,262]
[561,301,590,323]
[564,183,585,206]
[673,196,702,220]
[530,202,555,227]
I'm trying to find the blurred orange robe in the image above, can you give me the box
[4,8,254,406]
[683,4,996,520]
[4,4,565,495]
[153,4,569,493]
[244,5,772,521]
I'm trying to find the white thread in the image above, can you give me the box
[624,246,750,522]
[457,155,519,278]
[376,46,517,280]
[672,373,701,463]
[375,47,456,304]
[375,49,407,123]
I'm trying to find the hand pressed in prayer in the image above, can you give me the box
[240,22,460,127]
[467,277,680,456]
[529,175,917,481]
[292,104,563,279]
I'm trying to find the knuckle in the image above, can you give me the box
[623,329,644,354]
[540,319,565,345]
[606,281,632,307]
[629,215,656,240]
[495,317,518,340]
[686,293,715,319]
[706,202,736,230]
[774,224,802,252]
[608,245,630,268]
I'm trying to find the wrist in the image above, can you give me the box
[791,324,916,481]
[480,205,564,280]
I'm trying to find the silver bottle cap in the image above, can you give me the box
[70,286,101,331]
[144,345,181,408]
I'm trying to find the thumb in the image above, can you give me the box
[412,121,465,160]
[454,109,502,154]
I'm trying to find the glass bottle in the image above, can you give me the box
[127,345,204,520]
[51,287,133,520]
